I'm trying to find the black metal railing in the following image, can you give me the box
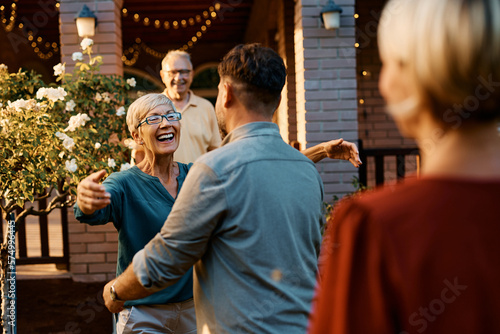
[1,196,70,269]
[358,140,420,187]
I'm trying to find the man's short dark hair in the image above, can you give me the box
[218,43,286,115]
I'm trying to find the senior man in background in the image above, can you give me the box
[160,50,221,163]
[103,43,327,333]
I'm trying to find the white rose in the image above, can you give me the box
[65,100,76,112]
[95,142,101,149]
[0,64,7,71]
[64,113,91,132]
[56,132,74,151]
[72,52,84,61]
[80,38,94,51]
[8,99,34,111]
[120,163,131,171]
[102,93,111,103]
[65,159,78,172]
[36,87,67,102]
[108,158,116,168]
[126,78,137,87]
[63,137,75,151]
[36,88,47,100]
[55,131,66,140]
[95,92,102,102]
[53,63,65,76]
[116,106,126,116]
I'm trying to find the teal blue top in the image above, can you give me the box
[74,164,193,306]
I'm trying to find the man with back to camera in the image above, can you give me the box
[102,43,327,333]
[160,50,221,163]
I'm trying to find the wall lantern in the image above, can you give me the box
[75,4,98,37]
[320,0,343,30]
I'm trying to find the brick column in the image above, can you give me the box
[59,0,122,282]
[68,210,118,282]
[294,0,358,201]
[59,0,123,75]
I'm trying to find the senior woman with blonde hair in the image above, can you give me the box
[309,0,500,333]
[74,93,197,333]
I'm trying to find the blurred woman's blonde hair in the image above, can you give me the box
[378,0,500,125]
[126,93,177,135]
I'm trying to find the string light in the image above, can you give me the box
[122,22,212,65]
[1,0,58,60]
[1,0,19,32]
[121,2,220,64]
[121,2,220,31]
[28,30,58,60]
[354,13,359,19]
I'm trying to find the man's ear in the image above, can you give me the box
[222,81,233,108]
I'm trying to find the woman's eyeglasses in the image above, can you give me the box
[137,112,182,128]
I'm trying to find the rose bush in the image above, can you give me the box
[0,38,135,222]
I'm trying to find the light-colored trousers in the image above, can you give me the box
[116,298,197,334]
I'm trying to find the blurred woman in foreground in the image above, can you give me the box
[309,0,500,333]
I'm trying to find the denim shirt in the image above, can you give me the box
[133,122,324,333]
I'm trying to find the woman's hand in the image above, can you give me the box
[76,169,111,215]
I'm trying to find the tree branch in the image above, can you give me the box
[15,190,75,223]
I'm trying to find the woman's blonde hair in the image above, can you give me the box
[126,93,177,135]
[378,0,500,125]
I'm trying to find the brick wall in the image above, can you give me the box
[59,0,123,75]
[294,0,359,201]
[68,210,118,282]
[355,0,419,187]
[355,0,417,148]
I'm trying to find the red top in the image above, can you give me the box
[309,177,500,334]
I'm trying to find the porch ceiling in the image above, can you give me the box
[122,0,254,51]
[8,0,253,70]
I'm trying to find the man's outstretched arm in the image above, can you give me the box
[302,139,362,167]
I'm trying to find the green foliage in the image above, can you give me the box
[0,40,135,221]
[0,68,44,102]
[322,176,368,230]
